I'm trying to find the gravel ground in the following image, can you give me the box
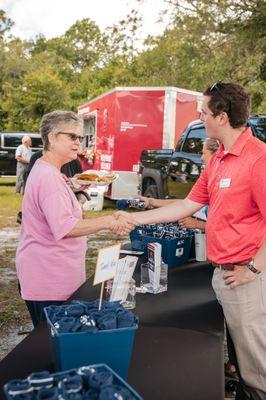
[0,323,32,360]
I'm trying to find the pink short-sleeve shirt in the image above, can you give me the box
[16,159,87,301]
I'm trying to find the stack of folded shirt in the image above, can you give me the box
[5,366,137,399]
[45,300,138,334]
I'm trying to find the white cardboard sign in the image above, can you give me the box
[93,244,121,286]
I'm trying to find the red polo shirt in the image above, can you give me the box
[188,128,266,263]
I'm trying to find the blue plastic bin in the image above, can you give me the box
[45,310,137,380]
[130,228,193,268]
[4,363,143,400]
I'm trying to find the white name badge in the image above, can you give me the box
[219,178,231,188]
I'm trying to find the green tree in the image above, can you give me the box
[2,67,72,130]
[0,9,13,38]
[134,0,266,111]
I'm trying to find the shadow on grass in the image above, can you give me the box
[0,182,15,186]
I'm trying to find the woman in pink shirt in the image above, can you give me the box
[16,110,133,328]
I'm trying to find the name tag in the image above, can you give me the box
[219,178,231,188]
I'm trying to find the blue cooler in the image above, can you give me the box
[130,225,193,268]
[45,309,137,380]
[4,363,143,400]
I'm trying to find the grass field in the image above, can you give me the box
[0,177,128,328]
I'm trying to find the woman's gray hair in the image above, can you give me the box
[40,110,83,150]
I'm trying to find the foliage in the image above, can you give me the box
[0,9,13,38]
[0,0,265,131]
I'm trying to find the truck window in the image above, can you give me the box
[2,134,43,150]
[182,128,206,154]
[31,137,43,149]
[175,134,186,152]
[251,121,266,143]
[3,134,23,148]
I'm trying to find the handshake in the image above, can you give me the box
[109,211,139,236]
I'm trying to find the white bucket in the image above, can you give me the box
[82,187,104,211]
[194,230,207,262]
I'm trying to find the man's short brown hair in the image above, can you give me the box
[204,82,251,128]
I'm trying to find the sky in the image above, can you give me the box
[1,0,173,42]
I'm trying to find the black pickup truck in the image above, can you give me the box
[0,132,43,176]
[140,115,266,199]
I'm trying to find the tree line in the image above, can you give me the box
[0,0,265,131]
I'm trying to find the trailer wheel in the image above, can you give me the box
[144,184,159,198]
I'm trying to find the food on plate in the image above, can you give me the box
[77,173,99,181]
[100,173,116,182]
[76,172,117,182]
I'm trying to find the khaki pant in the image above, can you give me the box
[212,268,266,398]
[16,164,28,193]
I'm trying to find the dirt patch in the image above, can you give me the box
[0,322,33,360]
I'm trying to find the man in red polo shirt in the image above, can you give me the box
[116,82,266,399]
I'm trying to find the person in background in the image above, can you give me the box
[16,110,134,328]
[117,82,266,399]
[15,135,32,195]
[136,137,220,230]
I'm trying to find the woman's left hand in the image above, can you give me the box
[64,174,89,192]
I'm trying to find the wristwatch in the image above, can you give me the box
[247,259,261,275]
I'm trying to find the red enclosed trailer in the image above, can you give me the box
[77,87,202,199]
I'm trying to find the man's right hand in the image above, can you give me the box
[109,213,136,235]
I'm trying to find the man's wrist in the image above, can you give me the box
[148,198,154,208]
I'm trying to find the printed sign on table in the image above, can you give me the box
[93,244,121,286]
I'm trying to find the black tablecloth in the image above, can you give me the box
[0,259,224,400]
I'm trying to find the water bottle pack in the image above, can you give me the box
[116,199,146,211]
[126,199,146,209]
[133,223,193,240]
[130,223,193,268]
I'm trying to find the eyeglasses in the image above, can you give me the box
[57,131,85,143]
[210,81,231,115]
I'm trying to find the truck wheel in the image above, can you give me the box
[144,184,159,198]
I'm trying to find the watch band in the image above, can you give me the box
[247,259,261,275]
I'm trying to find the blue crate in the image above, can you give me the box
[45,309,137,380]
[4,363,143,400]
[130,227,193,268]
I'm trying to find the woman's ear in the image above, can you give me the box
[48,132,55,150]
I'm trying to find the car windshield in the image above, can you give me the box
[251,120,266,143]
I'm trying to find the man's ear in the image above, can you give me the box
[218,112,229,126]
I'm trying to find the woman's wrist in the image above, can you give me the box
[106,215,115,230]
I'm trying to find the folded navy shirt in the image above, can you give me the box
[5,367,136,400]
[88,371,113,390]
[45,300,138,334]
